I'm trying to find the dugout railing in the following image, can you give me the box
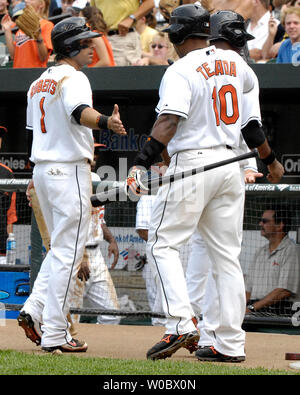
[1,180,300,328]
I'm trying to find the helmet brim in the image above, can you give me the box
[245,32,255,41]
[65,30,102,45]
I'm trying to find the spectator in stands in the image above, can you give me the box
[80,5,115,67]
[51,0,73,16]
[0,0,9,23]
[135,11,158,57]
[247,0,279,62]
[245,205,300,315]
[261,13,287,60]
[89,0,155,66]
[0,126,17,264]
[1,0,54,68]
[133,31,177,65]
[276,6,300,62]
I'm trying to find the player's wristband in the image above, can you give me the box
[133,136,165,170]
[260,150,276,165]
[97,114,109,130]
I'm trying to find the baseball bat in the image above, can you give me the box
[91,150,258,207]
[29,188,51,252]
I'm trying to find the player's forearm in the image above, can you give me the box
[256,139,273,161]
[102,224,115,244]
[151,114,179,146]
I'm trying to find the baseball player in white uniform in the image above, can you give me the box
[186,10,264,354]
[18,17,126,353]
[126,4,283,361]
[71,172,121,326]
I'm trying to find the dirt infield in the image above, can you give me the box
[1,320,300,371]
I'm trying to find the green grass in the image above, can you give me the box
[0,350,298,375]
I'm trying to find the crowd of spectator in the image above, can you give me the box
[0,0,299,68]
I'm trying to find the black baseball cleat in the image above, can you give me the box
[17,311,42,346]
[42,338,88,353]
[195,346,245,362]
[147,330,200,360]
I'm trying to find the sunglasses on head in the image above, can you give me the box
[151,44,166,49]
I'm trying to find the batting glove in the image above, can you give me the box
[125,166,149,196]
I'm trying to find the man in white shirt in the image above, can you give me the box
[247,0,279,62]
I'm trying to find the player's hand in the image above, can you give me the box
[266,159,284,183]
[77,254,90,281]
[108,104,127,135]
[244,169,264,184]
[125,165,148,196]
[108,240,119,270]
[26,179,34,207]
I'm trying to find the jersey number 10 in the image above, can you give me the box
[212,84,239,126]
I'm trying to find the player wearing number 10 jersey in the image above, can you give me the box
[156,46,259,157]
[131,4,283,361]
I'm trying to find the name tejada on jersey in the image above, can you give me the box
[197,59,237,80]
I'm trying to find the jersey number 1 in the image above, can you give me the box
[212,84,239,126]
[39,97,47,133]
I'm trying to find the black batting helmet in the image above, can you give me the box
[51,17,101,58]
[209,11,254,49]
[163,4,210,45]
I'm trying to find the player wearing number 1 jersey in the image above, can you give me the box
[19,17,126,353]
[127,4,284,361]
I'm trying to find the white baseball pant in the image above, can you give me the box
[186,230,220,347]
[147,146,246,357]
[22,160,92,347]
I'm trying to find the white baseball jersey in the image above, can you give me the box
[26,64,94,163]
[156,45,258,157]
[136,195,156,231]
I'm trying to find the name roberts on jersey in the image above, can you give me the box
[30,79,57,98]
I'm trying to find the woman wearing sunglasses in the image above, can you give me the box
[133,31,177,65]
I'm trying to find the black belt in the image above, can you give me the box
[226,145,232,150]
[86,244,98,249]
[108,28,135,36]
